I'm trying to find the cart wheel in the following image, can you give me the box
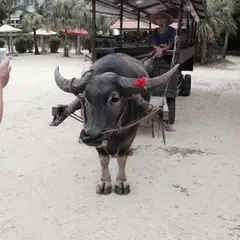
[166,97,176,125]
[180,74,191,96]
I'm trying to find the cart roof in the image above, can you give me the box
[93,0,207,22]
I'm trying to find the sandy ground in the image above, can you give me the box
[0,53,240,240]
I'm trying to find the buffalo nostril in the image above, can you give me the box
[80,129,89,141]
[83,127,102,139]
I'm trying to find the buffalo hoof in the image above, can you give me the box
[96,181,112,195]
[114,180,130,195]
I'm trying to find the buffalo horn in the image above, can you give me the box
[118,64,180,93]
[54,66,87,94]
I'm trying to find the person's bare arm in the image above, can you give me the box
[153,45,161,51]
[162,43,173,51]
[0,59,11,124]
[0,87,3,123]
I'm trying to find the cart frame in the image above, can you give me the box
[90,0,207,124]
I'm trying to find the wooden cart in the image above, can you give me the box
[90,0,207,124]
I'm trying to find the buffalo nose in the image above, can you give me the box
[80,127,102,140]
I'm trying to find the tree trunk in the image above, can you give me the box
[10,35,14,54]
[201,37,207,65]
[6,34,10,54]
[221,32,229,59]
[41,36,46,53]
[7,15,11,54]
[75,39,77,55]
[33,29,40,55]
[63,34,69,57]
[77,36,81,55]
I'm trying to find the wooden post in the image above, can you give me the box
[119,1,123,48]
[137,10,140,47]
[91,0,96,62]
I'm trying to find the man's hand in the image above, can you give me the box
[0,58,11,89]
[154,46,164,58]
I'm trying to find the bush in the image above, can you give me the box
[49,37,61,53]
[26,37,34,53]
[14,37,27,53]
[0,39,5,48]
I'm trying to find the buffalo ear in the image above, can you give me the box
[117,64,180,94]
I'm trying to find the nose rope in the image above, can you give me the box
[71,91,166,144]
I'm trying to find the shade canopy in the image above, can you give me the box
[60,28,88,36]
[0,24,22,33]
[110,20,178,31]
[30,28,57,36]
[110,20,158,30]
[89,0,207,23]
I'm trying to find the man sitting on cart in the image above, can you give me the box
[144,13,176,75]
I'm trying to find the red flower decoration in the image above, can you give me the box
[134,77,147,88]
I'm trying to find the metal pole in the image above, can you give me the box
[191,16,194,36]
[91,0,96,62]
[119,1,123,48]
[186,12,190,37]
[175,0,184,64]
[137,10,140,47]
[149,21,152,47]
[177,0,184,36]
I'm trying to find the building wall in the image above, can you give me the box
[3,0,36,27]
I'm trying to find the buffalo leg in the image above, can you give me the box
[115,155,130,195]
[96,153,112,195]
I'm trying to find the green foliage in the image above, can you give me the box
[19,0,51,55]
[49,37,61,53]
[0,0,26,22]
[0,38,5,48]
[0,5,7,23]
[196,0,240,63]
[14,37,28,53]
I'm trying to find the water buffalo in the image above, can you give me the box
[53,53,179,195]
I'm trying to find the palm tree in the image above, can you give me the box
[220,0,240,58]
[0,0,26,53]
[0,0,24,25]
[196,10,223,63]
[71,0,90,54]
[45,0,74,57]
[196,0,239,64]
[95,14,117,36]
[46,0,91,57]
[0,4,7,24]
[20,0,50,55]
